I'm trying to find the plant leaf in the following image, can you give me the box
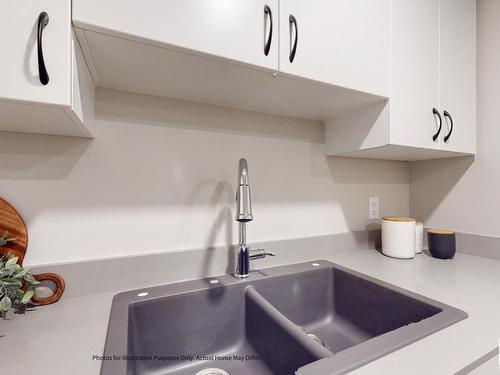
[6,265,20,275]
[0,295,11,312]
[21,289,34,304]
[14,268,29,278]
[23,273,35,283]
[2,279,22,287]
[0,268,11,277]
[5,256,18,267]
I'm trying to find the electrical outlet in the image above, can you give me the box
[369,197,379,220]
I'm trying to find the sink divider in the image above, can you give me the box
[245,285,333,369]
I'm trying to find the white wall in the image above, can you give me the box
[410,0,498,236]
[1,89,409,266]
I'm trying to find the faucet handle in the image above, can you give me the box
[249,248,276,260]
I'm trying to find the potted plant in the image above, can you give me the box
[0,231,39,318]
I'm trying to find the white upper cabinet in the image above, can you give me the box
[439,0,476,154]
[389,0,440,150]
[73,0,279,72]
[279,0,390,97]
[73,0,386,122]
[0,0,94,137]
[326,0,476,161]
[1,0,71,106]
[2,0,475,151]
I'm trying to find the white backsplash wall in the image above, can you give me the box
[410,0,497,236]
[0,88,409,266]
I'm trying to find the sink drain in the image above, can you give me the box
[306,332,329,349]
[299,326,330,350]
[194,369,230,375]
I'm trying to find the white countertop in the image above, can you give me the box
[2,250,500,374]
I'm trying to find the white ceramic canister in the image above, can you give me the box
[381,217,416,259]
[415,221,424,254]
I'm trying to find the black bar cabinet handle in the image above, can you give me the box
[432,108,442,142]
[37,12,50,86]
[263,5,273,56]
[289,14,298,63]
[443,110,454,143]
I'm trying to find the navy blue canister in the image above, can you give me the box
[427,229,456,259]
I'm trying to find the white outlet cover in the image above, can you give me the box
[369,197,379,220]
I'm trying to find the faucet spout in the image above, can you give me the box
[236,159,253,222]
[238,158,250,186]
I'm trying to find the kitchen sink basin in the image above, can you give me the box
[101,260,467,375]
[125,283,330,375]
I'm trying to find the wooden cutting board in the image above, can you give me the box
[0,197,28,264]
[0,197,65,305]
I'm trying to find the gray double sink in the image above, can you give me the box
[101,260,467,375]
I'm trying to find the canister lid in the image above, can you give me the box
[382,216,416,222]
[427,228,455,235]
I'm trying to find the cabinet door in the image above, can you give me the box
[278,0,390,97]
[389,0,440,149]
[73,0,279,72]
[439,0,476,154]
[0,0,71,106]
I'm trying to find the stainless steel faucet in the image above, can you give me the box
[234,159,275,279]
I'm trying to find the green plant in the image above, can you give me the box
[0,232,39,318]
[0,230,15,247]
